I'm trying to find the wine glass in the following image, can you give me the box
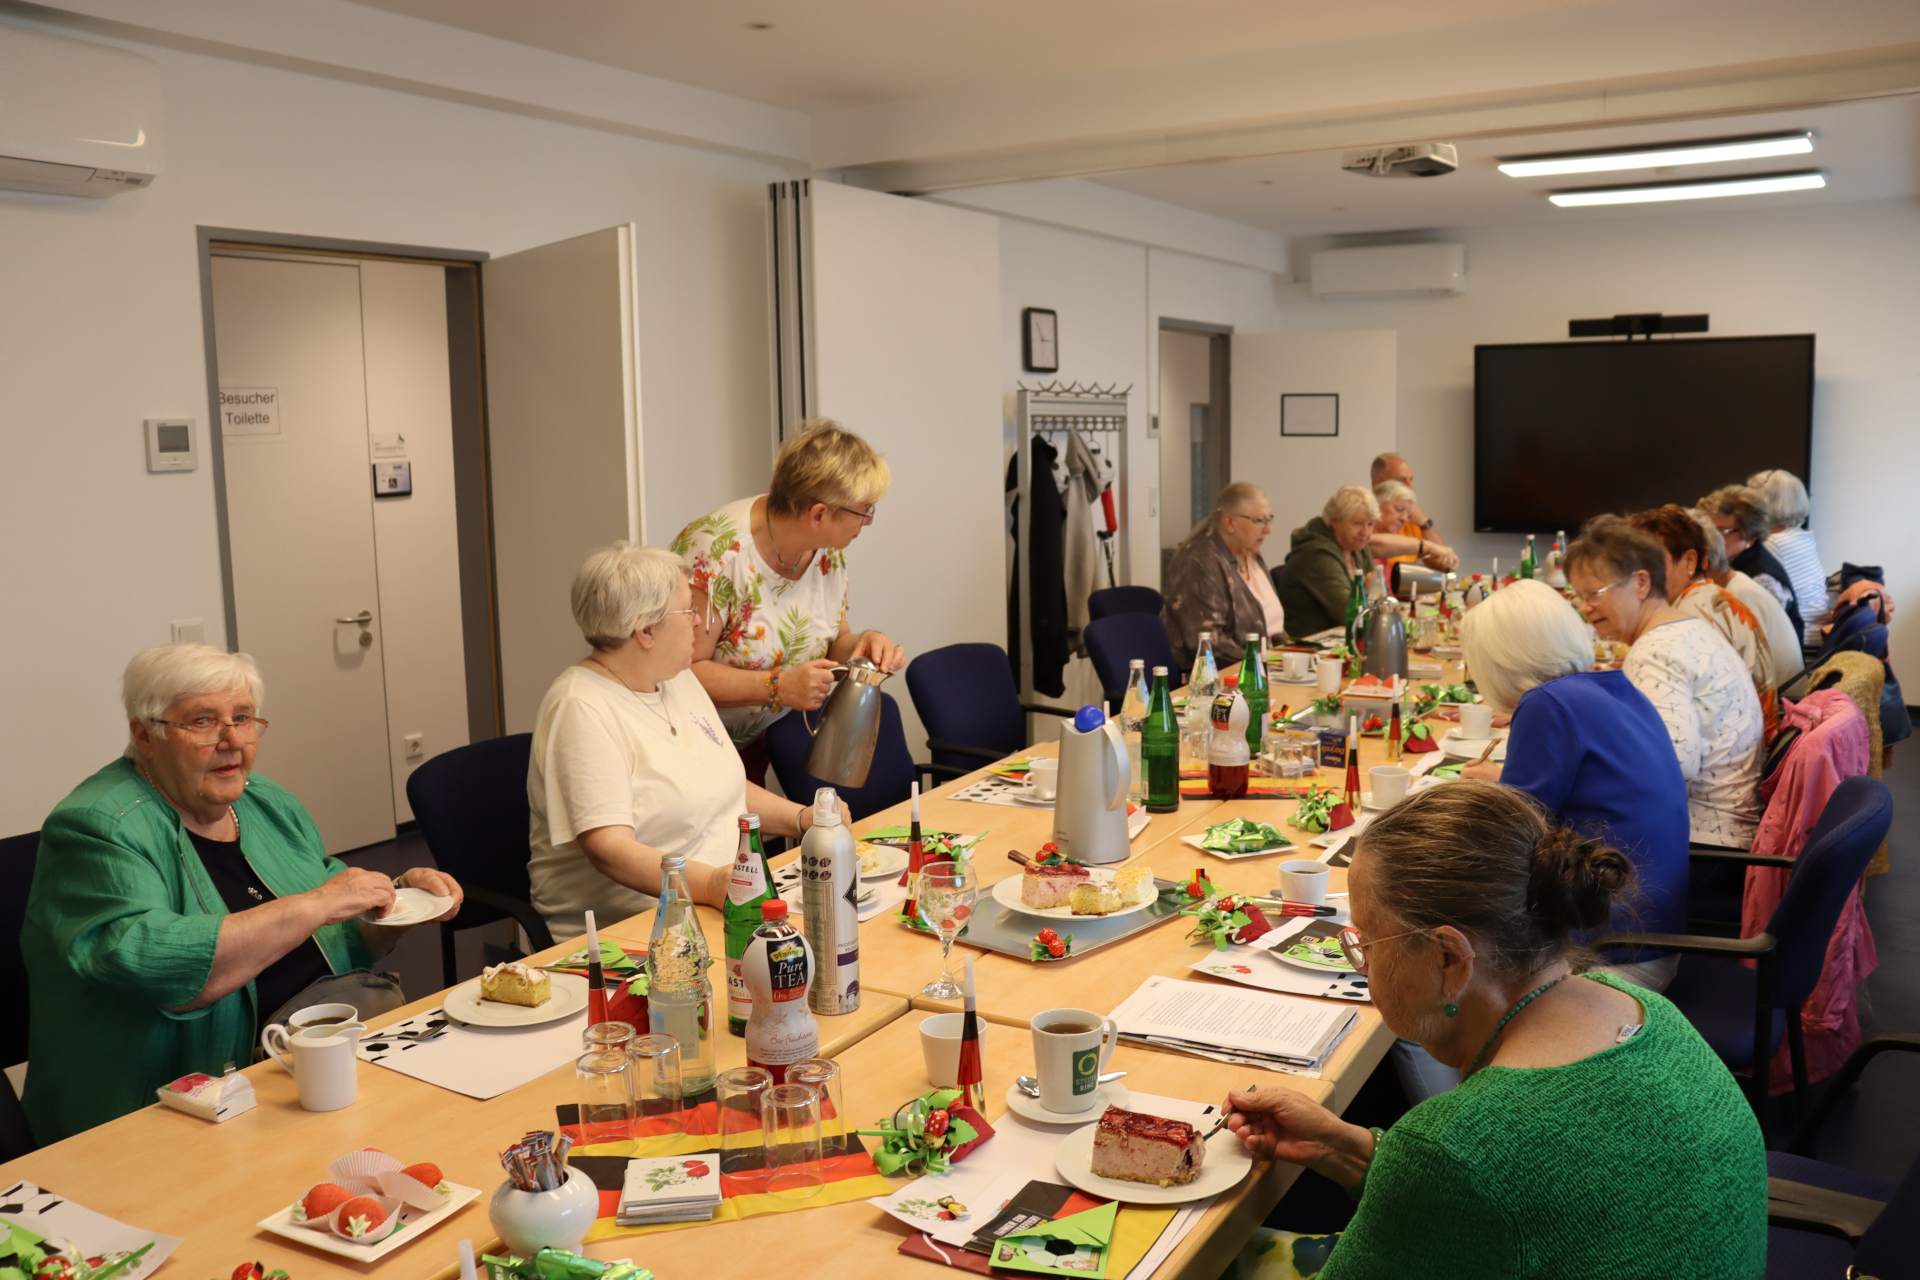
[916,859,976,998]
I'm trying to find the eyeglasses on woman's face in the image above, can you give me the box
[151,714,269,747]
[662,600,718,633]
[1231,512,1275,530]
[1336,924,1430,974]
[837,505,877,526]
[1573,576,1631,609]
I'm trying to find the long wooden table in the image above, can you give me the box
[0,667,1457,1280]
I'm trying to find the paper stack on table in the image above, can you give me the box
[1110,975,1357,1076]
[617,1153,723,1225]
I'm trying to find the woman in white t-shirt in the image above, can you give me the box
[527,542,846,939]
[1566,518,1764,849]
[671,420,906,785]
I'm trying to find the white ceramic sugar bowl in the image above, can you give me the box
[488,1166,599,1255]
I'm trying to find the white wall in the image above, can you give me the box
[1276,198,1920,677]
[0,25,783,835]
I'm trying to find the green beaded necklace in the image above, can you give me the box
[1465,974,1568,1076]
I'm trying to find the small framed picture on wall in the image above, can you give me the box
[1023,307,1059,373]
[1281,393,1339,437]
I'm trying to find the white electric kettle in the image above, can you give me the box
[1050,706,1132,865]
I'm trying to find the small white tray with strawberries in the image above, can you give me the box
[255,1149,481,1262]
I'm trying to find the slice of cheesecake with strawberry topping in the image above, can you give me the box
[1090,1106,1207,1187]
[1021,845,1090,909]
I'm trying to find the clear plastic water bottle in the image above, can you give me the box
[1119,659,1149,803]
[646,854,716,1097]
[1186,631,1219,758]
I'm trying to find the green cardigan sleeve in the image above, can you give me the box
[35,805,222,1011]
[1323,1129,1520,1280]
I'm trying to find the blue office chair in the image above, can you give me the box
[905,643,1073,778]
[764,692,942,822]
[405,734,554,988]
[1596,776,1893,1115]
[0,831,38,1157]
[1087,586,1164,623]
[1083,613,1178,705]
[1764,1034,1920,1277]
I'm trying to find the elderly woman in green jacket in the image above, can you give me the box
[1276,484,1379,639]
[23,644,462,1142]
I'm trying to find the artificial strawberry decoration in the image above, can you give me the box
[232,1264,263,1280]
[1036,928,1059,945]
[923,1109,950,1140]
[1328,803,1356,830]
[1029,929,1073,960]
[1046,939,1066,958]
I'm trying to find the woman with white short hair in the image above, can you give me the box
[24,644,462,1142]
[527,542,846,940]
[1747,469,1828,646]
[1276,484,1379,638]
[1459,581,1690,992]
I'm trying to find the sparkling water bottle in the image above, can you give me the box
[646,855,716,1096]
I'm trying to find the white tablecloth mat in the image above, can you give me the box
[357,1004,586,1099]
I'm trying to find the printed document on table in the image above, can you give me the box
[1110,975,1357,1068]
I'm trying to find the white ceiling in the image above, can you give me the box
[344,0,1620,112]
[1088,96,1920,235]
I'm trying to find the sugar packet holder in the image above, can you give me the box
[156,1069,256,1123]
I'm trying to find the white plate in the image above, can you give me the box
[1054,1120,1252,1205]
[1003,1081,1131,1125]
[1005,791,1055,808]
[443,971,590,1027]
[1439,731,1508,762]
[257,1182,481,1261]
[858,843,910,880]
[1177,832,1294,860]
[360,886,455,928]
[990,870,1159,920]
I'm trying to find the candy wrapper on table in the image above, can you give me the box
[481,1249,651,1280]
[155,1069,254,1123]
[858,1089,995,1176]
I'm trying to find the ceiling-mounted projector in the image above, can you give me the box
[1341,142,1458,178]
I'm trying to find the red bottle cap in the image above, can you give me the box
[761,899,788,920]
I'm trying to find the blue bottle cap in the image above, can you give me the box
[1073,706,1106,732]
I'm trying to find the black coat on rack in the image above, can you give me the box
[1009,433,1070,697]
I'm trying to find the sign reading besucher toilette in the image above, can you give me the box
[219,386,279,436]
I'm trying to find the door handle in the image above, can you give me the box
[336,610,373,624]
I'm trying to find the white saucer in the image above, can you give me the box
[360,886,455,927]
[1054,1119,1253,1205]
[1003,1080,1130,1125]
[1006,791,1056,808]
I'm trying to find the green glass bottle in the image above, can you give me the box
[1520,535,1537,580]
[1142,665,1181,814]
[1238,633,1269,757]
[722,814,775,1036]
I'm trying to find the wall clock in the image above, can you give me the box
[1022,307,1058,373]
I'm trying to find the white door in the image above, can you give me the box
[211,255,397,853]
[484,225,646,734]
[1230,331,1397,541]
[807,184,1003,761]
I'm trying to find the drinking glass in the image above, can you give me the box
[715,1066,773,1174]
[575,1047,635,1153]
[786,1058,848,1167]
[915,860,976,999]
[583,1020,638,1052]
[762,1083,825,1200]
[630,1033,685,1137]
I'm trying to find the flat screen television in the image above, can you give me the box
[1473,335,1814,534]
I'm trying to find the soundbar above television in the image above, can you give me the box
[1473,334,1814,535]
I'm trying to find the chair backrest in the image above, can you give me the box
[404,734,535,900]
[1087,586,1164,623]
[1853,1144,1920,1276]
[764,692,917,822]
[905,644,1025,773]
[1082,613,1178,701]
[0,832,38,1071]
[1765,775,1892,1006]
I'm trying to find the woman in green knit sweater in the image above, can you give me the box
[1226,782,1765,1278]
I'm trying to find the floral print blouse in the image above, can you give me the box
[671,496,850,745]
[1676,580,1780,741]
[1623,616,1765,848]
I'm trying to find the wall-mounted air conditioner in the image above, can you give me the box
[0,24,163,197]
[1310,242,1465,299]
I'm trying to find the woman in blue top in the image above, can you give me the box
[1459,579,1690,993]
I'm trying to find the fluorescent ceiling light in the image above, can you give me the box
[1548,169,1826,207]
[1500,131,1813,177]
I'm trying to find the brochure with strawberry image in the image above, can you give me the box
[617,1153,722,1226]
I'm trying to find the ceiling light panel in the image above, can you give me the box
[1548,169,1826,207]
[1500,131,1813,178]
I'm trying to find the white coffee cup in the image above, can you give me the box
[1315,655,1344,695]
[1369,765,1410,809]
[261,1023,360,1112]
[1282,651,1312,682]
[1277,859,1330,906]
[1029,1007,1118,1114]
[1458,703,1494,739]
[919,1013,988,1088]
[287,1002,367,1040]
[1028,758,1060,802]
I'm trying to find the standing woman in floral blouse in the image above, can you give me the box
[671,420,907,784]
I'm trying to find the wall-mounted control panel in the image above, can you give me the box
[145,418,197,472]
